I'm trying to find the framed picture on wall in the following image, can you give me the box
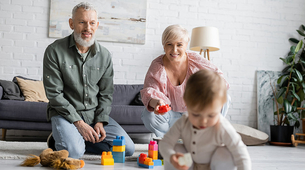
[49,0,147,44]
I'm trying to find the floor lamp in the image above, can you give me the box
[189,26,220,60]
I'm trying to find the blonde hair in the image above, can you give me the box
[184,69,227,111]
[162,25,190,46]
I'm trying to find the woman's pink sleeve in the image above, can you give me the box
[140,60,170,112]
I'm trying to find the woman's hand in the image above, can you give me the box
[149,98,166,115]
[170,153,189,170]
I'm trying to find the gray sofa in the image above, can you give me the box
[0,79,150,140]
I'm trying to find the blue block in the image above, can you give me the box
[113,151,125,163]
[113,136,125,146]
[153,159,162,166]
[139,163,154,169]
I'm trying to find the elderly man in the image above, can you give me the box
[43,2,135,158]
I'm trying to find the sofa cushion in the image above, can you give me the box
[0,100,48,122]
[16,77,49,103]
[113,84,143,105]
[0,86,3,99]
[0,79,24,100]
[110,105,144,125]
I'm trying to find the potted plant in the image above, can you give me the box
[270,24,305,144]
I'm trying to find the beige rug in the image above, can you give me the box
[0,141,148,161]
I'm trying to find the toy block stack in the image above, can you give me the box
[149,141,162,166]
[137,141,162,168]
[101,151,114,165]
[137,153,153,169]
[112,136,125,163]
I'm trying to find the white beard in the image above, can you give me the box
[74,32,95,47]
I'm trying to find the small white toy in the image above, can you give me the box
[178,153,193,167]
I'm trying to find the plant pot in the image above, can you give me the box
[270,125,294,143]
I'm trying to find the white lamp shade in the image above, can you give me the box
[189,26,220,52]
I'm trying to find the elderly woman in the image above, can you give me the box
[140,25,230,137]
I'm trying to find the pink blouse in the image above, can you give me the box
[140,51,229,112]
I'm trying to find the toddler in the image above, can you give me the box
[159,69,251,170]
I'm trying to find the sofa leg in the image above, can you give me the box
[2,129,6,141]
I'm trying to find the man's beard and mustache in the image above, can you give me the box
[74,31,95,47]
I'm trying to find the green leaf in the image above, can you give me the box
[280,57,288,64]
[287,55,294,63]
[295,69,303,81]
[284,99,292,113]
[297,30,305,36]
[289,38,299,43]
[302,25,305,31]
[282,66,291,73]
[295,40,303,53]
[277,96,283,104]
[290,46,296,54]
[276,88,286,99]
[287,113,298,120]
[292,90,300,101]
[302,82,305,89]
[278,75,288,85]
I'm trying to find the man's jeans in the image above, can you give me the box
[51,115,135,158]
[141,94,231,137]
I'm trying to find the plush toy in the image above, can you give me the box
[21,148,85,169]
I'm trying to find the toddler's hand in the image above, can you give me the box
[170,153,189,170]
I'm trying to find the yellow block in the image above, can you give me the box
[113,145,125,152]
[101,158,114,165]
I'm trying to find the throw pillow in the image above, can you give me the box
[0,79,24,100]
[130,91,144,106]
[232,124,269,146]
[15,77,49,103]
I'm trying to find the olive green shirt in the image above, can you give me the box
[43,34,114,125]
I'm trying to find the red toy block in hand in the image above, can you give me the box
[158,104,171,113]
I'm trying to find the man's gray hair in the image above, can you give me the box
[72,2,98,19]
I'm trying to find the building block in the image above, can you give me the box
[101,151,114,165]
[153,159,162,166]
[113,136,125,146]
[137,154,154,169]
[178,153,193,167]
[148,141,158,151]
[138,153,147,165]
[113,151,125,163]
[144,158,154,166]
[148,150,158,160]
[112,145,125,152]
[158,104,171,113]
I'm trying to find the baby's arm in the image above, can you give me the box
[221,121,252,170]
[159,116,189,169]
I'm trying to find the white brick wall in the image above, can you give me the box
[1,0,305,129]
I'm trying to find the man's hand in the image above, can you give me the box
[74,120,99,143]
[170,153,189,170]
[94,122,106,143]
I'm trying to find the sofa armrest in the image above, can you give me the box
[0,86,3,100]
